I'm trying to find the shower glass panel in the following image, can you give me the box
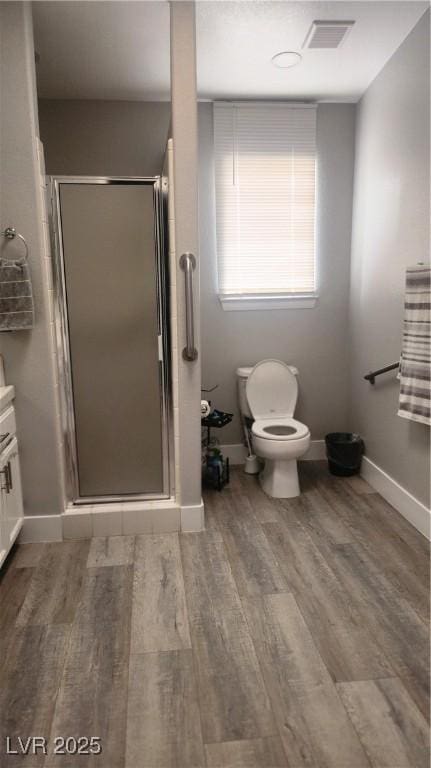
[51,178,170,503]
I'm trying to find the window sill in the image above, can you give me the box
[219,294,318,311]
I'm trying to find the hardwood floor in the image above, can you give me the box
[0,461,429,767]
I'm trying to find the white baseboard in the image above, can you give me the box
[361,456,430,540]
[181,501,205,532]
[220,439,326,465]
[21,514,63,543]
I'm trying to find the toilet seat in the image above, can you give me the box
[252,417,309,441]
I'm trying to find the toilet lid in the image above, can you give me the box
[246,359,298,419]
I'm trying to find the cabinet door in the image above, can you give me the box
[2,438,23,551]
[0,454,9,567]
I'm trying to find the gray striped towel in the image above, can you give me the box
[398,265,430,426]
[0,262,35,331]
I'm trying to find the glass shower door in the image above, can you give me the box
[52,178,169,502]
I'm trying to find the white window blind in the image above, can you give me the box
[214,103,317,300]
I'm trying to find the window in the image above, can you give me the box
[214,102,317,310]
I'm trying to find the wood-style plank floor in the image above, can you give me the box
[0,461,429,767]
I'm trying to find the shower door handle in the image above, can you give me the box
[180,252,198,361]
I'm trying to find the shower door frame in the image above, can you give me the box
[49,176,172,506]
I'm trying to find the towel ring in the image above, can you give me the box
[1,227,29,267]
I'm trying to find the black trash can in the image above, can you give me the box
[325,433,364,477]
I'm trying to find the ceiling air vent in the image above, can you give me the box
[302,20,355,49]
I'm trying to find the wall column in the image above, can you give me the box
[0,2,63,520]
[170,1,203,529]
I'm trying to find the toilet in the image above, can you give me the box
[237,359,310,498]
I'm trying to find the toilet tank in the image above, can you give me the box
[237,367,254,418]
[236,364,299,419]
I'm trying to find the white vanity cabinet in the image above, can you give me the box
[0,388,24,567]
[1,437,23,561]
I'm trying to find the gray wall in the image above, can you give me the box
[0,2,63,516]
[38,99,171,176]
[349,10,430,507]
[199,102,356,444]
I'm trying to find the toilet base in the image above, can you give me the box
[259,458,300,498]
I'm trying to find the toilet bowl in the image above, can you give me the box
[241,359,310,498]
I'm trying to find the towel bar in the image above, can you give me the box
[364,362,399,385]
[0,227,29,266]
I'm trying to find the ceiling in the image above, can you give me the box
[33,1,171,101]
[33,1,429,103]
[196,1,429,101]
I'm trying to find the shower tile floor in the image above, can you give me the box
[0,462,429,767]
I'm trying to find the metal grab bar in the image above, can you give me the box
[180,252,198,361]
[364,361,399,385]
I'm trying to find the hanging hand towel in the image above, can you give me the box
[0,262,35,331]
[398,265,430,426]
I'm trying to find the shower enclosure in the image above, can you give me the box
[50,177,170,504]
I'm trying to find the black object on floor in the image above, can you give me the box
[325,432,364,476]
[202,409,233,490]
[202,453,230,491]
